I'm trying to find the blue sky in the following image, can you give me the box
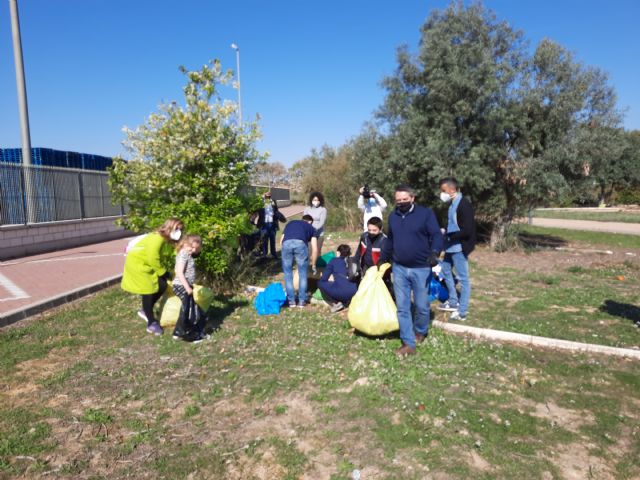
[1,0,639,167]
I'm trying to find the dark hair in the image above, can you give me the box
[439,177,458,190]
[302,214,314,222]
[337,244,351,257]
[395,184,415,196]
[309,191,325,206]
[367,216,383,229]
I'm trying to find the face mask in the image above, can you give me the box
[170,229,182,241]
[312,201,320,207]
[440,192,452,203]
[396,202,412,213]
[369,233,380,241]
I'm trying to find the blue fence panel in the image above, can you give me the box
[0,148,113,171]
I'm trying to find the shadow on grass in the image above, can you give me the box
[253,255,285,277]
[518,231,568,249]
[599,300,640,326]
[206,297,249,334]
[353,330,400,341]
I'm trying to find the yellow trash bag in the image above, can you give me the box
[159,284,214,328]
[348,263,398,336]
[193,284,214,312]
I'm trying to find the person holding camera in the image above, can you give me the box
[358,185,387,231]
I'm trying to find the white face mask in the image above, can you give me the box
[312,201,320,207]
[170,229,182,241]
[440,192,452,203]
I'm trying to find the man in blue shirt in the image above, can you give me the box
[280,215,319,308]
[381,185,444,356]
[437,177,476,321]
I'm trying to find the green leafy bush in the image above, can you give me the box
[109,61,265,278]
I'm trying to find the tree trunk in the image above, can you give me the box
[599,182,606,207]
[490,185,518,251]
[490,219,509,252]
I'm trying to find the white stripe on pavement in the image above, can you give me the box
[0,272,29,301]
[0,253,124,267]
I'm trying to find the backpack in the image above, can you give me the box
[345,256,361,283]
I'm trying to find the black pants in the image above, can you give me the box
[173,284,207,336]
[141,275,168,326]
[260,223,277,256]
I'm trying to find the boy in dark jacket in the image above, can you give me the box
[353,216,388,272]
[437,177,476,321]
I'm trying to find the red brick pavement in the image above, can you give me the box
[0,204,306,324]
[0,237,130,319]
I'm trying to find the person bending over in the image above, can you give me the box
[318,244,359,313]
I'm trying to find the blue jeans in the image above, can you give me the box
[441,251,470,316]
[392,264,431,348]
[281,239,309,305]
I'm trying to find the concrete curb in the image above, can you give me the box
[433,321,640,360]
[0,274,122,328]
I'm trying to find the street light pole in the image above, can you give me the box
[8,0,36,223]
[230,43,242,127]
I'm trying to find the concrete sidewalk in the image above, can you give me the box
[0,205,307,327]
[529,217,640,236]
[0,237,130,327]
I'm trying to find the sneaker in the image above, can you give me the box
[137,309,148,322]
[289,302,297,308]
[146,322,163,336]
[296,303,307,308]
[194,331,211,342]
[330,302,345,313]
[172,329,186,340]
[173,331,205,343]
[450,310,467,321]
[438,301,458,312]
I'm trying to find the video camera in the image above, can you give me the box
[362,184,371,199]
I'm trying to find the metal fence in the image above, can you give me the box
[0,162,123,225]
[0,162,293,226]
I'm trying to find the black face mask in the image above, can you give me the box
[191,252,201,259]
[368,233,380,241]
[396,202,412,213]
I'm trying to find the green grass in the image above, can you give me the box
[533,209,640,224]
[0,246,639,478]
[465,258,640,348]
[520,225,640,250]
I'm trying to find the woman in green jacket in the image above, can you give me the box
[122,218,183,335]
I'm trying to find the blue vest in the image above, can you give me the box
[445,194,463,253]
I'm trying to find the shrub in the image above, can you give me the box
[109,60,265,278]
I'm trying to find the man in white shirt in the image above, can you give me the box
[357,185,387,231]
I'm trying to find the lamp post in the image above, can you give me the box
[9,0,36,223]
[230,43,242,127]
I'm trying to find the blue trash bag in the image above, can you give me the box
[254,282,287,315]
[428,276,449,303]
